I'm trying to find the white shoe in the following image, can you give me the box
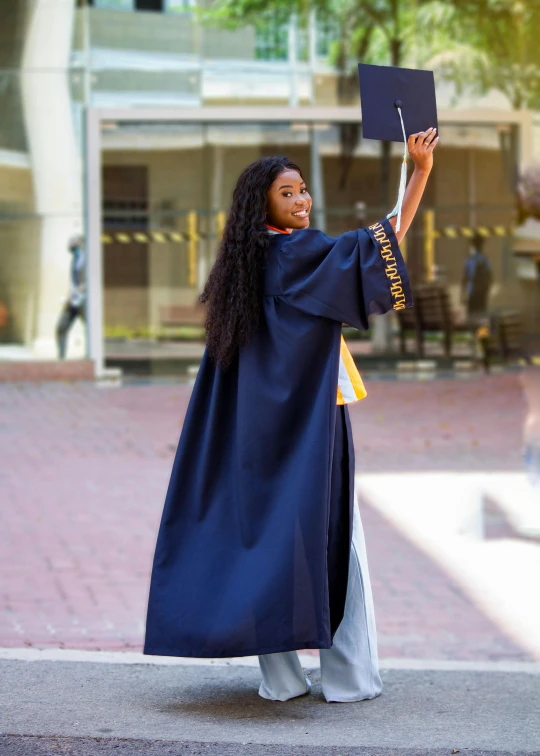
[259,676,312,702]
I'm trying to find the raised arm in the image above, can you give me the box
[388,127,439,244]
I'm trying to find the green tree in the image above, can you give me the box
[420,0,540,110]
[208,0,425,199]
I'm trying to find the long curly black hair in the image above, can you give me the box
[200,156,304,369]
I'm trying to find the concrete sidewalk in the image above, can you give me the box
[1,656,539,755]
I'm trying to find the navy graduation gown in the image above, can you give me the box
[144,218,411,658]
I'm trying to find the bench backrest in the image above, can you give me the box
[159,304,206,326]
[397,284,452,332]
[497,313,525,357]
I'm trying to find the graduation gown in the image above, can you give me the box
[144,218,411,658]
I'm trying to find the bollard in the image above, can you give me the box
[423,209,436,282]
[215,211,226,242]
[187,211,198,287]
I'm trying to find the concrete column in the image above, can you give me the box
[310,126,326,232]
[21,0,84,358]
[288,15,299,108]
[308,8,317,105]
[207,142,224,279]
[468,145,477,229]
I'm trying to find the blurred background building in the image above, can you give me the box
[0,0,539,377]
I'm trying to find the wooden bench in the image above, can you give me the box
[397,285,529,368]
[479,311,531,370]
[159,304,206,328]
[397,283,474,358]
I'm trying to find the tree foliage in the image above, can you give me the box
[421,0,540,109]
[207,0,540,110]
[205,0,422,195]
[205,0,539,200]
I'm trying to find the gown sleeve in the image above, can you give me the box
[278,217,412,330]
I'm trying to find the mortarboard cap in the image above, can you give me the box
[358,63,438,142]
[358,63,438,231]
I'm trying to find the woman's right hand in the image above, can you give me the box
[388,128,439,243]
[408,128,439,173]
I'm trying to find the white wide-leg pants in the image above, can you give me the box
[258,491,383,703]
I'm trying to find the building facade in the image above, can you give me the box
[0,0,537,376]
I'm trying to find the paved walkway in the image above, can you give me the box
[0,374,535,660]
[1,658,539,754]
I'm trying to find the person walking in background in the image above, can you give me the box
[461,232,493,320]
[56,234,85,359]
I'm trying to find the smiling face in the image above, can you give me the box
[266,169,312,231]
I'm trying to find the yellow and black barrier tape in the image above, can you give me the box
[101,230,205,245]
[101,224,514,246]
[433,225,513,239]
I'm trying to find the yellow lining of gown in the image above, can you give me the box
[337,335,367,405]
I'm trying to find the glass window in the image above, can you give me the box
[316,16,340,58]
[254,16,310,62]
[166,0,196,12]
[100,121,314,376]
[255,19,289,61]
[0,8,86,364]
[94,0,134,10]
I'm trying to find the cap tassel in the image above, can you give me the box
[386,105,408,233]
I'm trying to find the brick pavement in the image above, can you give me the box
[0,374,532,660]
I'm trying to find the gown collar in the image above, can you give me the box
[266,224,292,235]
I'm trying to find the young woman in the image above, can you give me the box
[144,128,439,702]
